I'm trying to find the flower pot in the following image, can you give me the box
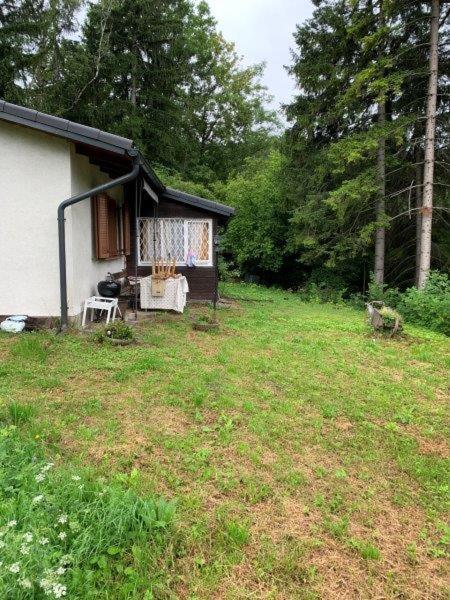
[107,337,135,346]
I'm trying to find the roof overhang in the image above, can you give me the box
[0,99,133,155]
[0,100,234,218]
[162,188,235,219]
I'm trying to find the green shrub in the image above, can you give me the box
[106,321,134,340]
[0,426,175,598]
[398,271,450,336]
[367,275,402,308]
[347,292,366,310]
[94,321,134,343]
[378,306,403,331]
[297,269,348,304]
[297,282,346,304]
[218,257,241,282]
[307,268,347,291]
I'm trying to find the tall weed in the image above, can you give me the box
[0,426,175,599]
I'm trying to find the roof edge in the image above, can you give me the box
[0,100,133,155]
[163,187,235,217]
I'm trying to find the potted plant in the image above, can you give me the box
[94,321,135,345]
[366,301,403,335]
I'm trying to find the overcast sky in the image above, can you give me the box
[206,0,314,115]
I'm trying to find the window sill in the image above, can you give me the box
[96,254,126,261]
[138,262,213,268]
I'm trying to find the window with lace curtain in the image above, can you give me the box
[138,218,213,266]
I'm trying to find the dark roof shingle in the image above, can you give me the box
[0,100,133,154]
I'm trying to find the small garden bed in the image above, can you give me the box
[191,313,219,331]
[93,321,136,345]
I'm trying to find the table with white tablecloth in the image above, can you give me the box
[139,275,189,313]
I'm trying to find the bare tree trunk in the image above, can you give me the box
[417,0,439,289]
[414,146,423,286]
[131,69,137,106]
[374,98,386,285]
[130,43,138,107]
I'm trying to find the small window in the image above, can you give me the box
[138,218,213,267]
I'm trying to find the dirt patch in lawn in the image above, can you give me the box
[416,436,449,458]
[142,403,192,435]
[400,424,449,458]
[250,496,320,542]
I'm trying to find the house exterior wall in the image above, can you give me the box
[0,120,125,319]
[68,148,124,318]
[0,121,71,317]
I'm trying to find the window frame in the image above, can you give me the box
[137,217,213,268]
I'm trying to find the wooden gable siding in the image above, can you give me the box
[125,186,217,301]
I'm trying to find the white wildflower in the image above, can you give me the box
[59,555,72,566]
[35,472,45,483]
[55,566,66,575]
[39,537,49,546]
[33,494,44,503]
[7,520,17,528]
[23,532,33,543]
[71,475,81,481]
[9,563,20,573]
[52,583,67,598]
[20,543,30,555]
[0,540,5,549]
[57,532,67,541]
[57,514,68,524]
[19,578,32,589]
[39,578,52,592]
[41,463,54,473]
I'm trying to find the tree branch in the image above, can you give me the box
[390,206,450,221]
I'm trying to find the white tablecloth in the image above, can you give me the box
[140,276,189,313]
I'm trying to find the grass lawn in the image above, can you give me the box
[0,282,448,599]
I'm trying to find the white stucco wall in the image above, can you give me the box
[0,121,71,317]
[0,120,125,318]
[67,148,125,317]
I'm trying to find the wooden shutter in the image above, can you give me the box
[107,199,118,257]
[93,194,110,259]
[92,194,119,259]
[122,201,131,256]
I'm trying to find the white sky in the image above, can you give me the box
[206,0,314,114]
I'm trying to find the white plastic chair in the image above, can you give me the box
[81,296,121,328]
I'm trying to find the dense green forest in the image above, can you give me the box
[1,0,449,306]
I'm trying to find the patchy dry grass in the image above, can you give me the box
[0,283,448,599]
